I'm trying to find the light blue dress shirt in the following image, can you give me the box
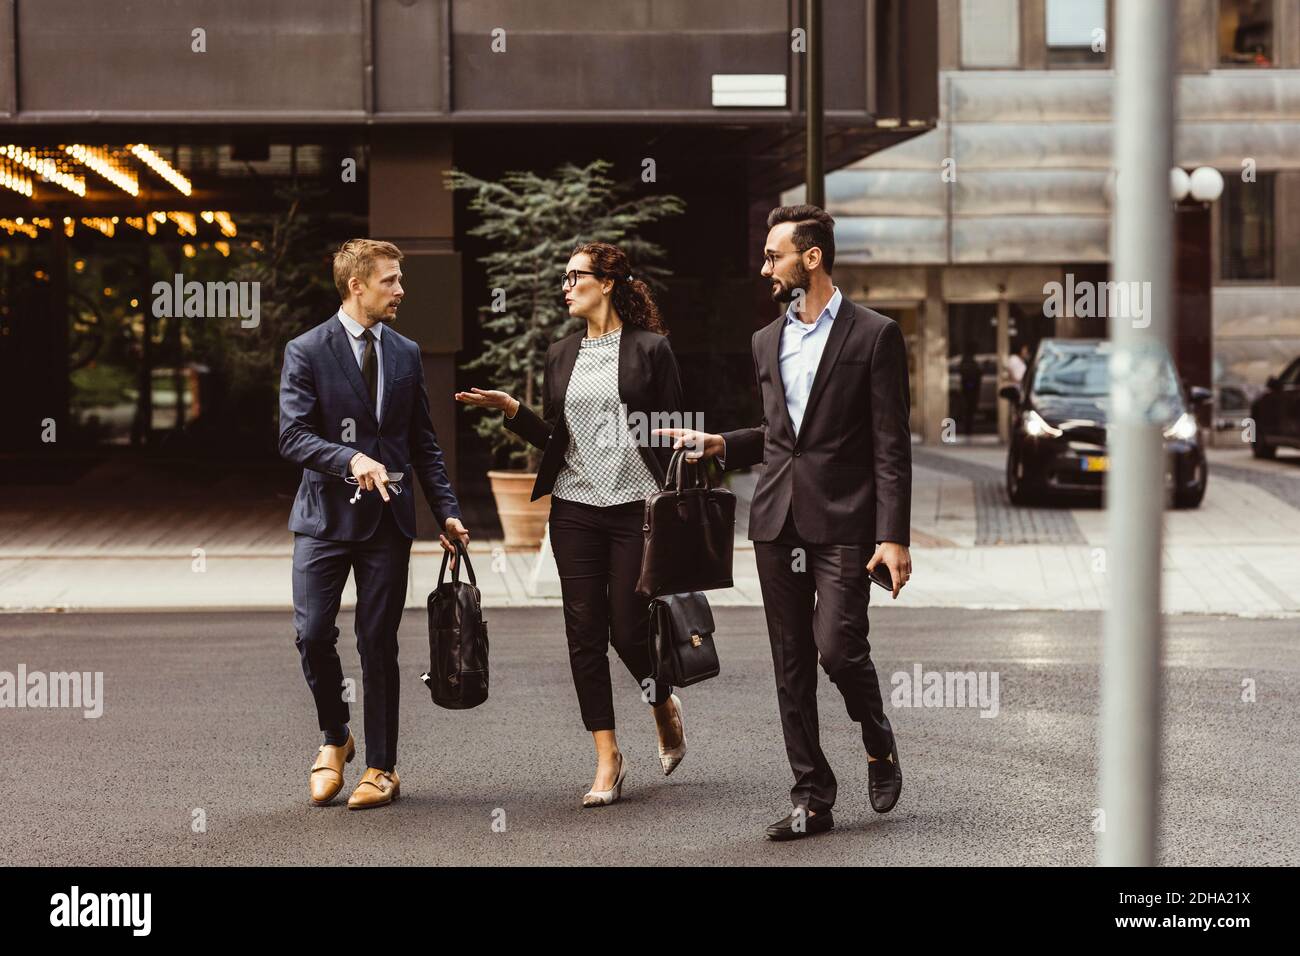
[779,286,841,436]
[337,307,384,422]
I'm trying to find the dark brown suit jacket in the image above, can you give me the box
[503,324,685,502]
[719,295,912,546]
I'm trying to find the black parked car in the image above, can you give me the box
[1001,338,1211,508]
[1249,355,1300,459]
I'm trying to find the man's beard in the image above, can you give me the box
[771,261,811,304]
[366,304,398,324]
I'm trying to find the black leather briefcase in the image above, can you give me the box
[636,450,736,598]
[421,541,489,709]
[649,591,720,688]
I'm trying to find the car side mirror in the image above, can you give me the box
[1188,386,1212,404]
[1266,376,1280,390]
[998,385,1020,403]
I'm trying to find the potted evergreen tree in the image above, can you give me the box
[445,160,683,546]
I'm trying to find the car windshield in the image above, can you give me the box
[1031,344,1181,399]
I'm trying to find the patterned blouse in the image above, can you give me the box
[551,327,662,507]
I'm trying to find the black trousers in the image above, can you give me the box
[292,503,412,772]
[753,508,895,813]
[549,496,672,731]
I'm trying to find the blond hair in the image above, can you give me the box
[333,239,403,300]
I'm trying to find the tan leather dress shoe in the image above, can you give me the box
[347,767,400,810]
[309,734,356,806]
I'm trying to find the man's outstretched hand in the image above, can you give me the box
[652,427,725,461]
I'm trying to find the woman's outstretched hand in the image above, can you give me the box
[454,387,519,418]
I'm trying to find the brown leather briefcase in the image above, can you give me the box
[635,450,736,598]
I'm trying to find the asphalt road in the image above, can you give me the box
[1,607,1295,866]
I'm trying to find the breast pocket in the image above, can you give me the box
[835,357,870,379]
[387,373,416,412]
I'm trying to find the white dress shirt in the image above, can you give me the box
[718,286,842,466]
[779,286,842,436]
[337,306,384,422]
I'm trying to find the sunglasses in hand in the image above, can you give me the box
[344,471,404,504]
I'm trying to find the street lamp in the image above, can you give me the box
[1169,167,1189,202]
[1188,166,1225,203]
[1168,166,1222,431]
[1170,165,1224,204]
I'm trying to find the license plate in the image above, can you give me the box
[1080,456,1109,472]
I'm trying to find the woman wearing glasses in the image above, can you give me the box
[455,242,687,808]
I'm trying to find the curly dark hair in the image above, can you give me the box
[570,241,666,335]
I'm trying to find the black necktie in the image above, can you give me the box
[360,329,378,412]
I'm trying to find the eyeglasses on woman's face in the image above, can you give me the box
[561,269,602,289]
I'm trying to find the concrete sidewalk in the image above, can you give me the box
[2,446,1298,616]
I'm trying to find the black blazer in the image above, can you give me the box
[719,295,912,546]
[503,324,685,502]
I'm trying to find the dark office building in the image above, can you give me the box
[0,0,937,530]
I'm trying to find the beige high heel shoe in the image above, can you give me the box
[657,693,686,776]
[582,752,627,808]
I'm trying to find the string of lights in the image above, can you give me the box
[2,144,86,196]
[63,144,140,196]
[129,143,193,196]
[3,142,239,243]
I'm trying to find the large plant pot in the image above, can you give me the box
[487,470,551,548]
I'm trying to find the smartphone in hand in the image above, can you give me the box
[868,562,896,592]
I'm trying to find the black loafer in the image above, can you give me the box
[765,808,834,841]
[868,746,902,813]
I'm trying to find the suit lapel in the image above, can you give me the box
[799,295,855,430]
[378,329,398,426]
[551,333,582,420]
[616,323,634,406]
[765,317,796,439]
[326,318,379,425]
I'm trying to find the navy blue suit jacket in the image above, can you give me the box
[278,315,462,541]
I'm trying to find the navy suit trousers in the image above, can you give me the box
[292,504,411,772]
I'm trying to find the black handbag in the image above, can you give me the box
[420,540,489,709]
[636,449,736,598]
[649,592,720,687]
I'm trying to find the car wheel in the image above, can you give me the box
[1174,461,1207,509]
[1251,436,1276,459]
[1174,482,1206,509]
[1007,449,1036,505]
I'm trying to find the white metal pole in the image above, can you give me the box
[1100,0,1176,867]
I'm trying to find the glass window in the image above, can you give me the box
[1278,358,1300,387]
[961,0,1021,68]
[1221,173,1275,281]
[1032,342,1180,399]
[1218,0,1273,67]
[1046,0,1107,66]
